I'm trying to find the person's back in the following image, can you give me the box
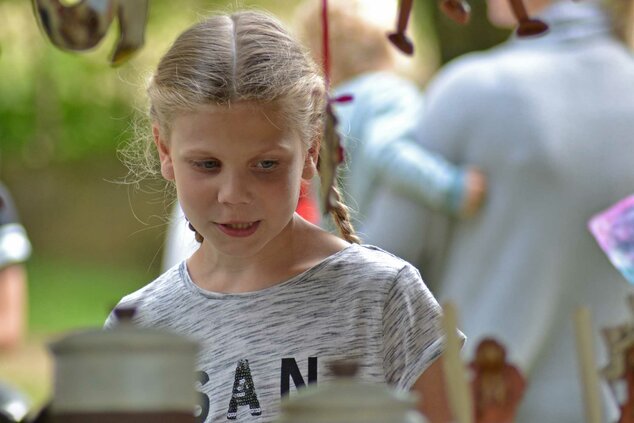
[413,1,634,421]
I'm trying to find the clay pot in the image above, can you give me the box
[276,362,427,423]
[47,312,198,422]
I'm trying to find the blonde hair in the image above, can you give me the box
[130,10,360,244]
[293,0,398,87]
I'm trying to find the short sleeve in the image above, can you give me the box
[0,183,31,268]
[382,264,451,390]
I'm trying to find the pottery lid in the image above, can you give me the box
[49,307,197,355]
[280,361,418,413]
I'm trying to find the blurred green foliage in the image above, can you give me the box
[421,0,510,64]
[27,256,156,333]
[0,0,507,163]
[0,0,226,162]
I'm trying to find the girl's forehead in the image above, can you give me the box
[169,102,306,151]
[197,101,281,116]
[171,102,286,130]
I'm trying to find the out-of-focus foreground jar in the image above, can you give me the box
[276,362,428,423]
[47,308,198,423]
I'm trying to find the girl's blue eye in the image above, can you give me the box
[257,160,278,170]
[194,160,220,169]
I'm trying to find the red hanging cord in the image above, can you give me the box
[321,0,331,89]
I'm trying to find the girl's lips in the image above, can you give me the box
[215,221,260,237]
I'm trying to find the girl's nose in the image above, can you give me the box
[217,171,252,205]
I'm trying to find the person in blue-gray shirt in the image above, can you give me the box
[372,0,634,421]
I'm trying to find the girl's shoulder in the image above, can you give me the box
[104,263,185,328]
[298,220,410,277]
[313,243,420,285]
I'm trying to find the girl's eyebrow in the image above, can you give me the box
[253,144,293,154]
[180,144,293,157]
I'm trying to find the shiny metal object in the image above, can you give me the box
[0,382,30,423]
[109,0,149,66]
[31,0,149,66]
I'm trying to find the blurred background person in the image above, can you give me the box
[366,0,634,421]
[0,181,31,351]
[299,0,486,268]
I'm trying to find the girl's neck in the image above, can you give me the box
[186,215,349,293]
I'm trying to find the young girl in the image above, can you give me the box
[107,10,455,423]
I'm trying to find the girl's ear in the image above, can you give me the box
[302,137,320,180]
[153,123,175,181]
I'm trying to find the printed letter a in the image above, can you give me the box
[227,359,262,420]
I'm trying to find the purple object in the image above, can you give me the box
[589,194,634,284]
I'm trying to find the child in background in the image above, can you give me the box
[107,10,457,423]
[294,0,486,267]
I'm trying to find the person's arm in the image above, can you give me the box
[361,72,486,218]
[0,264,27,350]
[372,138,487,218]
[412,356,453,423]
[382,264,465,421]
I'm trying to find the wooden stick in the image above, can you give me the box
[574,307,603,423]
[441,302,473,423]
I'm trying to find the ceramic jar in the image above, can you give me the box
[276,363,427,423]
[47,309,199,423]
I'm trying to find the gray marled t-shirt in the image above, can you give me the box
[105,244,448,422]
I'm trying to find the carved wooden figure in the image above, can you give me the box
[470,338,526,423]
[32,0,148,66]
[440,0,472,25]
[601,296,634,423]
[619,345,634,423]
[602,324,634,382]
[389,0,472,55]
[388,0,415,55]
[508,0,549,36]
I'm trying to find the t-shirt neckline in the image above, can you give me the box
[180,243,359,299]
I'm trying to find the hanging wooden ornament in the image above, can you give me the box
[439,0,472,25]
[508,0,549,37]
[32,0,149,66]
[388,0,415,55]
